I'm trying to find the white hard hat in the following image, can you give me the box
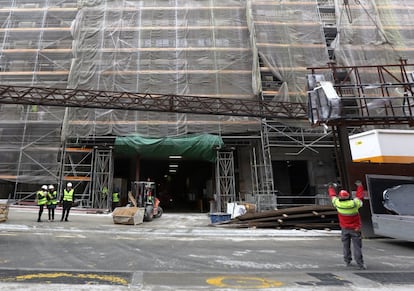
[41,185,48,190]
[67,182,72,187]
[48,185,54,190]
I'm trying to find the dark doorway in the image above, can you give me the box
[114,157,214,212]
[273,160,311,206]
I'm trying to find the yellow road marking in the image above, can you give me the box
[206,275,283,289]
[7,272,128,286]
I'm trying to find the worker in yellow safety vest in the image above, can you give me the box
[37,185,48,222]
[60,182,74,222]
[328,180,366,270]
[112,189,120,212]
[47,184,58,221]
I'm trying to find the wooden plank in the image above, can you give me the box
[212,205,340,230]
[63,176,91,181]
[128,191,137,207]
[65,147,93,152]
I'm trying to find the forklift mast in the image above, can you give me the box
[131,181,156,208]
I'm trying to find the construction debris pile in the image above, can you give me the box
[211,205,339,230]
[112,192,145,225]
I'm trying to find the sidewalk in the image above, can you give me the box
[1,205,341,238]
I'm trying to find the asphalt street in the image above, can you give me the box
[0,205,413,290]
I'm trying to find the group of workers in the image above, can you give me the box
[36,182,74,222]
[37,182,120,222]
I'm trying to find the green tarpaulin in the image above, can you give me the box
[114,134,223,162]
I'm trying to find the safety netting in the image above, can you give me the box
[66,0,259,138]
[1,0,413,185]
[332,0,414,68]
[248,0,330,103]
[328,0,414,120]
[0,0,331,144]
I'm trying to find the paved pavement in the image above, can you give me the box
[0,205,413,291]
[1,205,342,238]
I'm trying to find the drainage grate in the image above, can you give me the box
[297,273,351,286]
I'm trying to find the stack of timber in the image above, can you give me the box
[0,203,9,222]
[211,205,339,230]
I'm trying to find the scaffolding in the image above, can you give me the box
[91,147,113,209]
[255,118,277,211]
[60,145,93,207]
[215,150,236,212]
[1,0,414,210]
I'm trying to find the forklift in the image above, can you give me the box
[131,181,163,221]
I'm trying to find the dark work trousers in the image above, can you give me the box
[37,205,45,222]
[341,228,364,266]
[112,202,119,212]
[47,204,56,221]
[61,201,72,221]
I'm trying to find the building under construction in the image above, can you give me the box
[1,0,414,212]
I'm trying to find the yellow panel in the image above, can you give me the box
[353,156,414,164]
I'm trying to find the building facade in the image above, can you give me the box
[1,0,412,211]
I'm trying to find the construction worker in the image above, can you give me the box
[47,185,58,221]
[145,178,154,203]
[112,189,120,211]
[61,182,74,222]
[37,185,48,222]
[328,180,366,270]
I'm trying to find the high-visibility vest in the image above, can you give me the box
[332,197,363,229]
[63,189,74,202]
[332,197,362,215]
[37,190,47,205]
[47,191,58,205]
[112,192,119,203]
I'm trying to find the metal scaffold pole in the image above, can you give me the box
[256,119,277,211]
